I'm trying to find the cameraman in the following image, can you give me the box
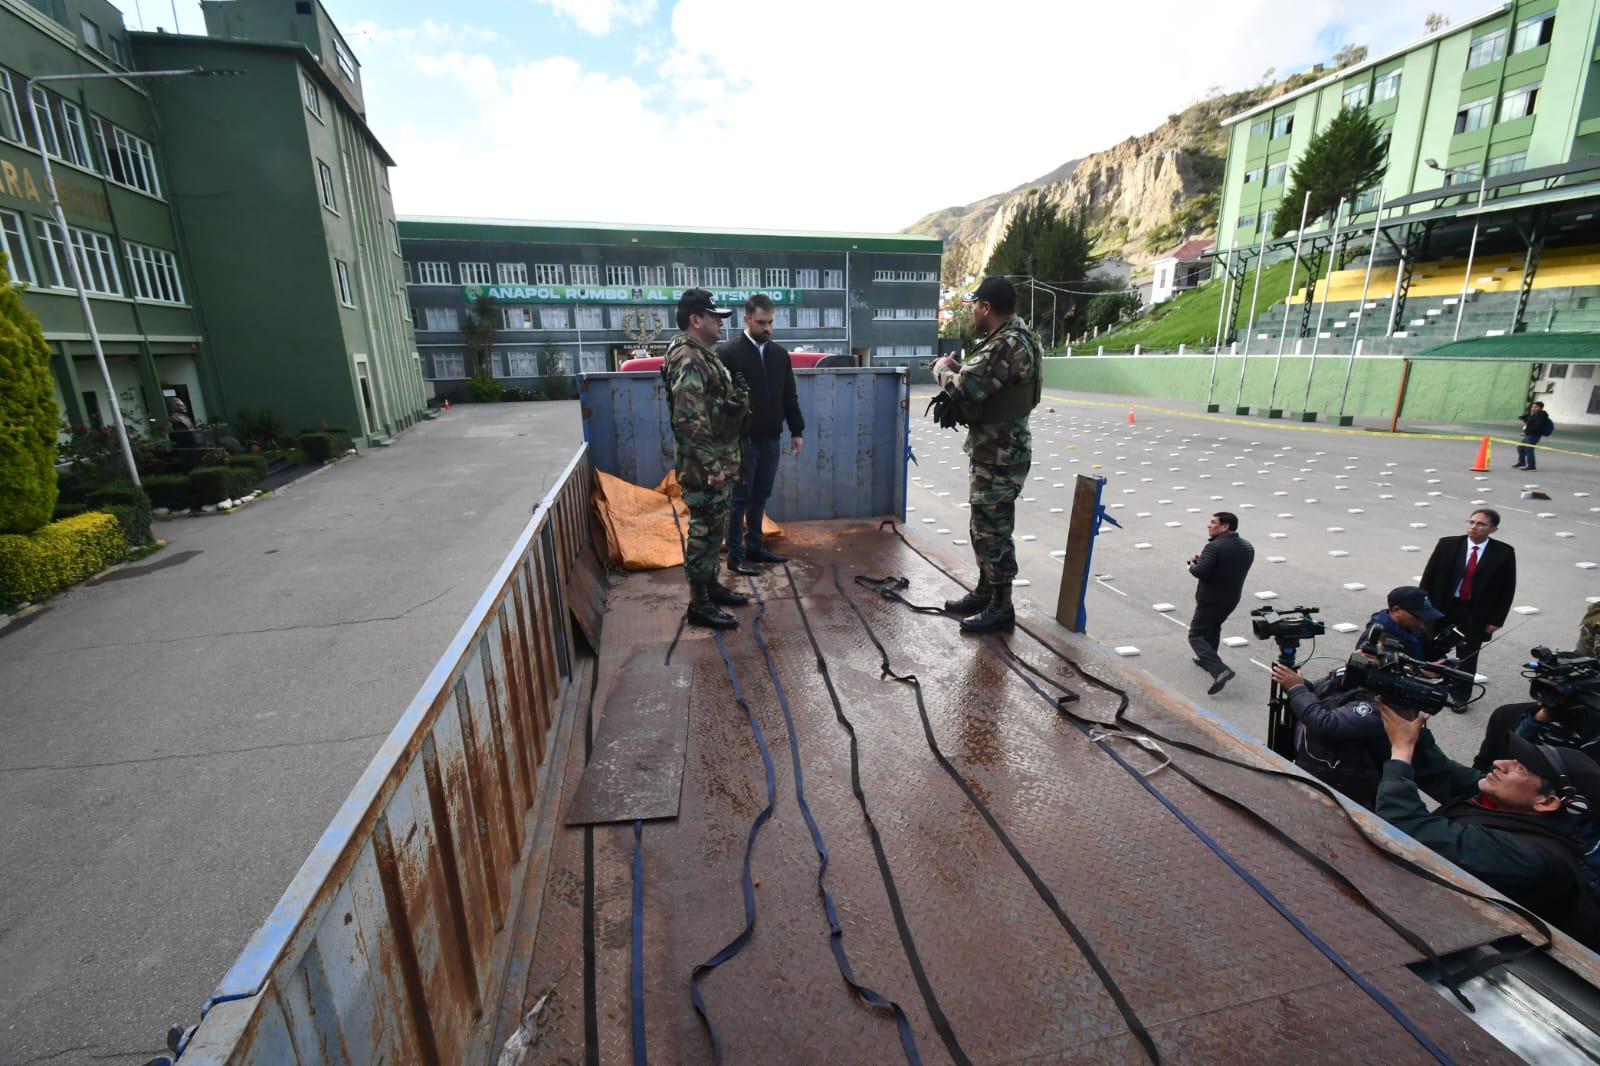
[1378,701,1600,949]
[1359,587,1447,664]
[1269,663,1387,809]
[1474,653,1600,769]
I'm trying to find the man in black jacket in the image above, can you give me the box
[1421,509,1517,703]
[716,293,805,573]
[1516,401,1554,470]
[1188,511,1255,695]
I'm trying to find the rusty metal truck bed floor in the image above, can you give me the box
[519,521,1534,1065]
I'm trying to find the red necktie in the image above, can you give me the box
[1461,545,1479,600]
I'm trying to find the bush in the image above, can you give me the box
[0,511,127,603]
[187,466,232,505]
[234,407,287,448]
[143,474,192,511]
[298,432,335,464]
[468,372,503,403]
[229,453,268,478]
[87,483,152,547]
[52,501,88,520]
[0,257,59,533]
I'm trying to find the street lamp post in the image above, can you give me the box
[1424,159,1489,342]
[27,66,240,487]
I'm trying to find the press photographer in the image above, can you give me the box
[1268,662,1388,809]
[1474,647,1600,770]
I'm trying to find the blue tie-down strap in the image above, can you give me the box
[907,444,918,466]
[1094,505,1122,535]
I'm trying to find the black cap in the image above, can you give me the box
[676,288,732,319]
[1505,734,1600,815]
[961,276,1017,314]
[1387,585,1444,622]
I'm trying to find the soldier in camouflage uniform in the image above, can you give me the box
[1578,600,1600,658]
[663,288,752,629]
[931,276,1043,632]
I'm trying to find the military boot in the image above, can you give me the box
[944,576,993,616]
[960,582,1014,633]
[687,585,738,629]
[708,581,749,607]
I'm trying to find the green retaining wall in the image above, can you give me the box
[1041,354,1532,423]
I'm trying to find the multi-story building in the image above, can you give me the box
[132,0,425,445]
[1,0,218,434]
[397,218,942,390]
[1219,0,1600,245]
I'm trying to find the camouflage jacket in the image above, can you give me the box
[1579,601,1600,658]
[663,333,749,490]
[934,316,1042,465]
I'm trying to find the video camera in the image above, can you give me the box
[1526,647,1600,717]
[1252,605,1325,666]
[1344,638,1458,717]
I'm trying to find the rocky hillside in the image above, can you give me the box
[907,76,1330,279]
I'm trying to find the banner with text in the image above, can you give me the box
[462,284,804,306]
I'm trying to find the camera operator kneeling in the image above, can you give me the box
[1378,699,1600,950]
[1473,646,1600,770]
[1270,663,1387,809]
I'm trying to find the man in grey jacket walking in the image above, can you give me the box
[1189,511,1255,695]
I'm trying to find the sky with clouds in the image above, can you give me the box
[107,0,1493,233]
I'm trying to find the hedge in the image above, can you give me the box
[0,511,127,603]
[187,465,257,505]
[87,483,153,547]
[229,453,268,478]
[142,474,192,511]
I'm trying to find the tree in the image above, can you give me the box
[464,293,499,377]
[1424,12,1450,32]
[1271,105,1388,238]
[1084,292,1141,333]
[0,255,60,534]
[983,191,1099,339]
[1332,43,1368,68]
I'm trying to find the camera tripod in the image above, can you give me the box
[1265,642,1302,761]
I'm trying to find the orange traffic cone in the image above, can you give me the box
[1127,407,1136,425]
[1469,435,1490,471]
[444,399,451,412]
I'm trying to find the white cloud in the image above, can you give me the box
[532,0,658,36]
[368,0,1493,232]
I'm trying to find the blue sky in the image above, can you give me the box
[104,0,1495,233]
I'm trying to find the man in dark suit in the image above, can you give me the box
[1189,511,1255,695]
[1421,508,1517,702]
[716,293,805,573]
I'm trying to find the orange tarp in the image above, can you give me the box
[592,470,782,571]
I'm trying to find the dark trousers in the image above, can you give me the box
[1443,601,1487,698]
[1188,603,1234,679]
[1516,434,1540,467]
[727,435,780,558]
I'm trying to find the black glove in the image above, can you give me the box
[925,392,966,430]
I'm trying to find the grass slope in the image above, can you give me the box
[1090,259,1301,353]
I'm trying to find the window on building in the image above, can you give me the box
[1236,213,1257,231]
[1377,127,1393,152]
[703,266,729,287]
[796,307,820,328]
[823,269,844,289]
[416,261,451,285]
[124,241,184,303]
[81,16,102,51]
[459,262,491,284]
[402,260,412,284]
[0,209,36,284]
[303,75,322,119]
[501,305,534,329]
[333,36,357,81]
[1500,82,1539,121]
[496,262,528,285]
[1487,151,1527,177]
[93,119,162,196]
[772,307,791,328]
[873,269,938,282]
[1242,166,1263,184]
[1259,209,1277,233]
[606,265,633,286]
[540,307,570,330]
[335,260,354,306]
[1270,114,1294,139]
[1265,162,1287,186]
[823,307,845,327]
[0,71,22,143]
[1466,26,1507,69]
[32,218,121,293]
[422,306,457,330]
[1351,187,1381,212]
[533,263,563,284]
[1342,83,1369,109]
[576,304,604,329]
[108,36,129,67]
[59,100,92,168]
[398,288,410,321]
[1549,363,1569,378]
[608,307,631,328]
[735,267,761,287]
[433,352,466,379]
[639,265,666,285]
[795,268,820,288]
[1249,117,1270,138]
[501,350,539,377]
[1442,162,1481,185]
[766,268,790,287]
[1372,69,1402,102]
[671,263,699,286]
[571,263,600,285]
[1512,11,1554,53]
[317,160,338,211]
[1454,97,1492,134]
[29,87,61,158]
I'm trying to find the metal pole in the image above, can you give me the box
[1337,339,1363,419]
[1385,246,1407,336]
[1453,175,1487,342]
[1240,221,1271,357]
[1309,199,1346,362]
[1276,190,1312,356]
[1212,248,1232,356]
[31,82,141,487]
[1347,187,1386,356]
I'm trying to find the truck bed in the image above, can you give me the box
[515,519,1537,1064]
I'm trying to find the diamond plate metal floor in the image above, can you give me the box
[520,521,1539,1065]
